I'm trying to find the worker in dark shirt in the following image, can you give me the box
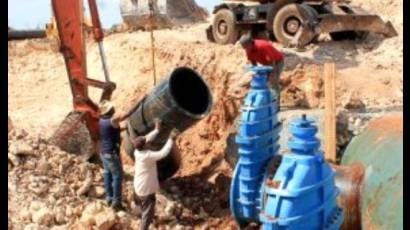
[99,100,140,211]
[240,34,285,105]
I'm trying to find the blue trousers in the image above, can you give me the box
[101,153,123,204]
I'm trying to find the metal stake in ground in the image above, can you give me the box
[149,0,157,87]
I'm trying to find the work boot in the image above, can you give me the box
[106,200,112,207]
[111,201,125,212]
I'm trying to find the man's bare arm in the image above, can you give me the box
[111,95,146,127]
[111,111,130,128]
[118,123,128,131]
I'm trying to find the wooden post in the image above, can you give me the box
[324,62,336,162]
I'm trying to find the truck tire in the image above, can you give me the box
[266,0,297,37]
[273,3,316,45]
[212,9,239,44]
[206,25,215,42]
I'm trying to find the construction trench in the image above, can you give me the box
[8,0,402,229]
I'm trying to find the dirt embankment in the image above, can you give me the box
[120,0,208,30]
[8,25,402,135]
[7,32,331,176]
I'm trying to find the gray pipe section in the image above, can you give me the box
[123,67,213,181]
[8,30,47,40]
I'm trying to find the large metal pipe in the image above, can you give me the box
[123,67,213,181]
[338,114,403,230]
[8,30,47,40]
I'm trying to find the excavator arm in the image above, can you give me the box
[50,0,116,157]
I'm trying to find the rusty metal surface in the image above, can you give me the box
[332,164,365,230]
[341,115,403,230]
[49,112,95,158]
[318,14,398,37]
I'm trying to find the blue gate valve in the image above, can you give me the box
[230,66,282,226]
[259,114,343,230]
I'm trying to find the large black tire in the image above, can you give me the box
[273,4,316,46]
[266,0,297,37]
[212,9,239,44]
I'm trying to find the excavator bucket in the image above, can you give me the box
[314,3,398,38]
[50,112,96,160]
[120,0,208,29]
[291,3,398,47]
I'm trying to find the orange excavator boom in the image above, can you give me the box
[50,0,115,157]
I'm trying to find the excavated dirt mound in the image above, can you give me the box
[120,0,208,30]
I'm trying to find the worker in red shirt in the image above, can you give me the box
[240,34,285,105]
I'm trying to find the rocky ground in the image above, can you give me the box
[8,0,402,229]
[8,126,237,230]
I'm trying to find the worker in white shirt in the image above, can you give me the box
[132,119,179,230]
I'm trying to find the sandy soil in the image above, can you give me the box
[8,0,402,228]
